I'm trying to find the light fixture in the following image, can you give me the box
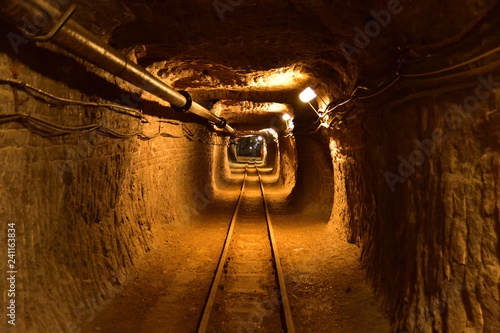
[281,113,294,131]
[299,87,317,103]
[258,136,263,140]
[299,87,320,115]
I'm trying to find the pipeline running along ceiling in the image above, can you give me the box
[3,0,498,133]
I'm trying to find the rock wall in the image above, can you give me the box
[0,45,218,332]
[277,135,297,193]
[289,131,334,217]
[330,81,500,331]
[265,139,278,170]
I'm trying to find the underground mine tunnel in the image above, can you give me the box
[1,0,500,332]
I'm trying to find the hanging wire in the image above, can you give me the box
[0,112,229,145]
[399,45,500,78]
[0,78,232,145]
[320,43,500,130]
[0,78,146,120]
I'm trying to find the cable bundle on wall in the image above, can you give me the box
[1,78,145,119]
[0,79,228,146]
[0,112,222,144]
[323,43,500,130]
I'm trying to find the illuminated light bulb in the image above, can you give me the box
[282,113,291,121]
[299,87,317,103]
[258,136,263,140]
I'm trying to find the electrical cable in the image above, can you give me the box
[399,45,500,78]
[0,78,146,120]
[321,43,500,131]
[358,77,401,100]
[325,85,370,114]
[0,112,226,145]
[0,79,230,145]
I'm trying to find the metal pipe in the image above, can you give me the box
[0,0,236,135]
[31,3,76,42]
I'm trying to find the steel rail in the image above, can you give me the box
[197,166,248,333]
[198,164,294,332]
[256,167,296,333]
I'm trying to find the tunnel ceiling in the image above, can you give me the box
[72,0,371,83]
[67,0,498,127]
[212,100,292,132]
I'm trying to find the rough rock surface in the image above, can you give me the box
[0,43,224,332]
[330,82,500,332]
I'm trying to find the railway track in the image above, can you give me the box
[197,164,295,333]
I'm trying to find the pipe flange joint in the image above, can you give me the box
[172,90,192,112]
[216,117,227,129]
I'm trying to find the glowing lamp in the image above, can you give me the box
[282,113,291,121]
[299,87,317,103]
[258,136,263,140]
